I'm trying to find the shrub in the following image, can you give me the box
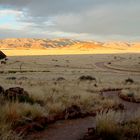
[6,77,16,80]
[108,62,111,65]
[125,78,134,84]
[127,92,134,98]
[79,75,96,81]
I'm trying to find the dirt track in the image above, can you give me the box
[27,117,94,140]
[95,56,140,74]
[27,89,140,140]
[95,61,140,73]
[102,90,140,114]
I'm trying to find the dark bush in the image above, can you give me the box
[4,87,34,104]
[6,77,17,80]
[125,78,134,84]
[79,75,96,81]
[108,62,111,65]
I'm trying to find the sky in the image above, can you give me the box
[0,0,140,41]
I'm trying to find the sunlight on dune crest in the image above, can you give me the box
[0,38,139,56]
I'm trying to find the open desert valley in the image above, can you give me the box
[0,39,140,140]
[0,0,140,139]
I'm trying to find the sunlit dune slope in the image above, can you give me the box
[0,38,139,56]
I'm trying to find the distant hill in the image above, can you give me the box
[0,38,139,50]
[0,38,82,49]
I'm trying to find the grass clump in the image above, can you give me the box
[0,100,48,138]
[93,110,140,140]
[96,110,123,140]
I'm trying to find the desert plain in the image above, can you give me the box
[0,45,140,140]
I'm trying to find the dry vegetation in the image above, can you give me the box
[92,110,140,140]
[0,53,139,139]
[81,109,140,140]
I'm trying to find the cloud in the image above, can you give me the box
[0,9,22,17]
[0,0,140,41]
[50,1,140,36]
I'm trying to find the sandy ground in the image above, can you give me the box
[0,53,139,88]
[1,47,140,56]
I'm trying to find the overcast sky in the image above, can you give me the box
[0,0,140,41]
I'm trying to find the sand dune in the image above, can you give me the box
[0,38,140,56]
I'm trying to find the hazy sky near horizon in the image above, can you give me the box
[0,0,140,41]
